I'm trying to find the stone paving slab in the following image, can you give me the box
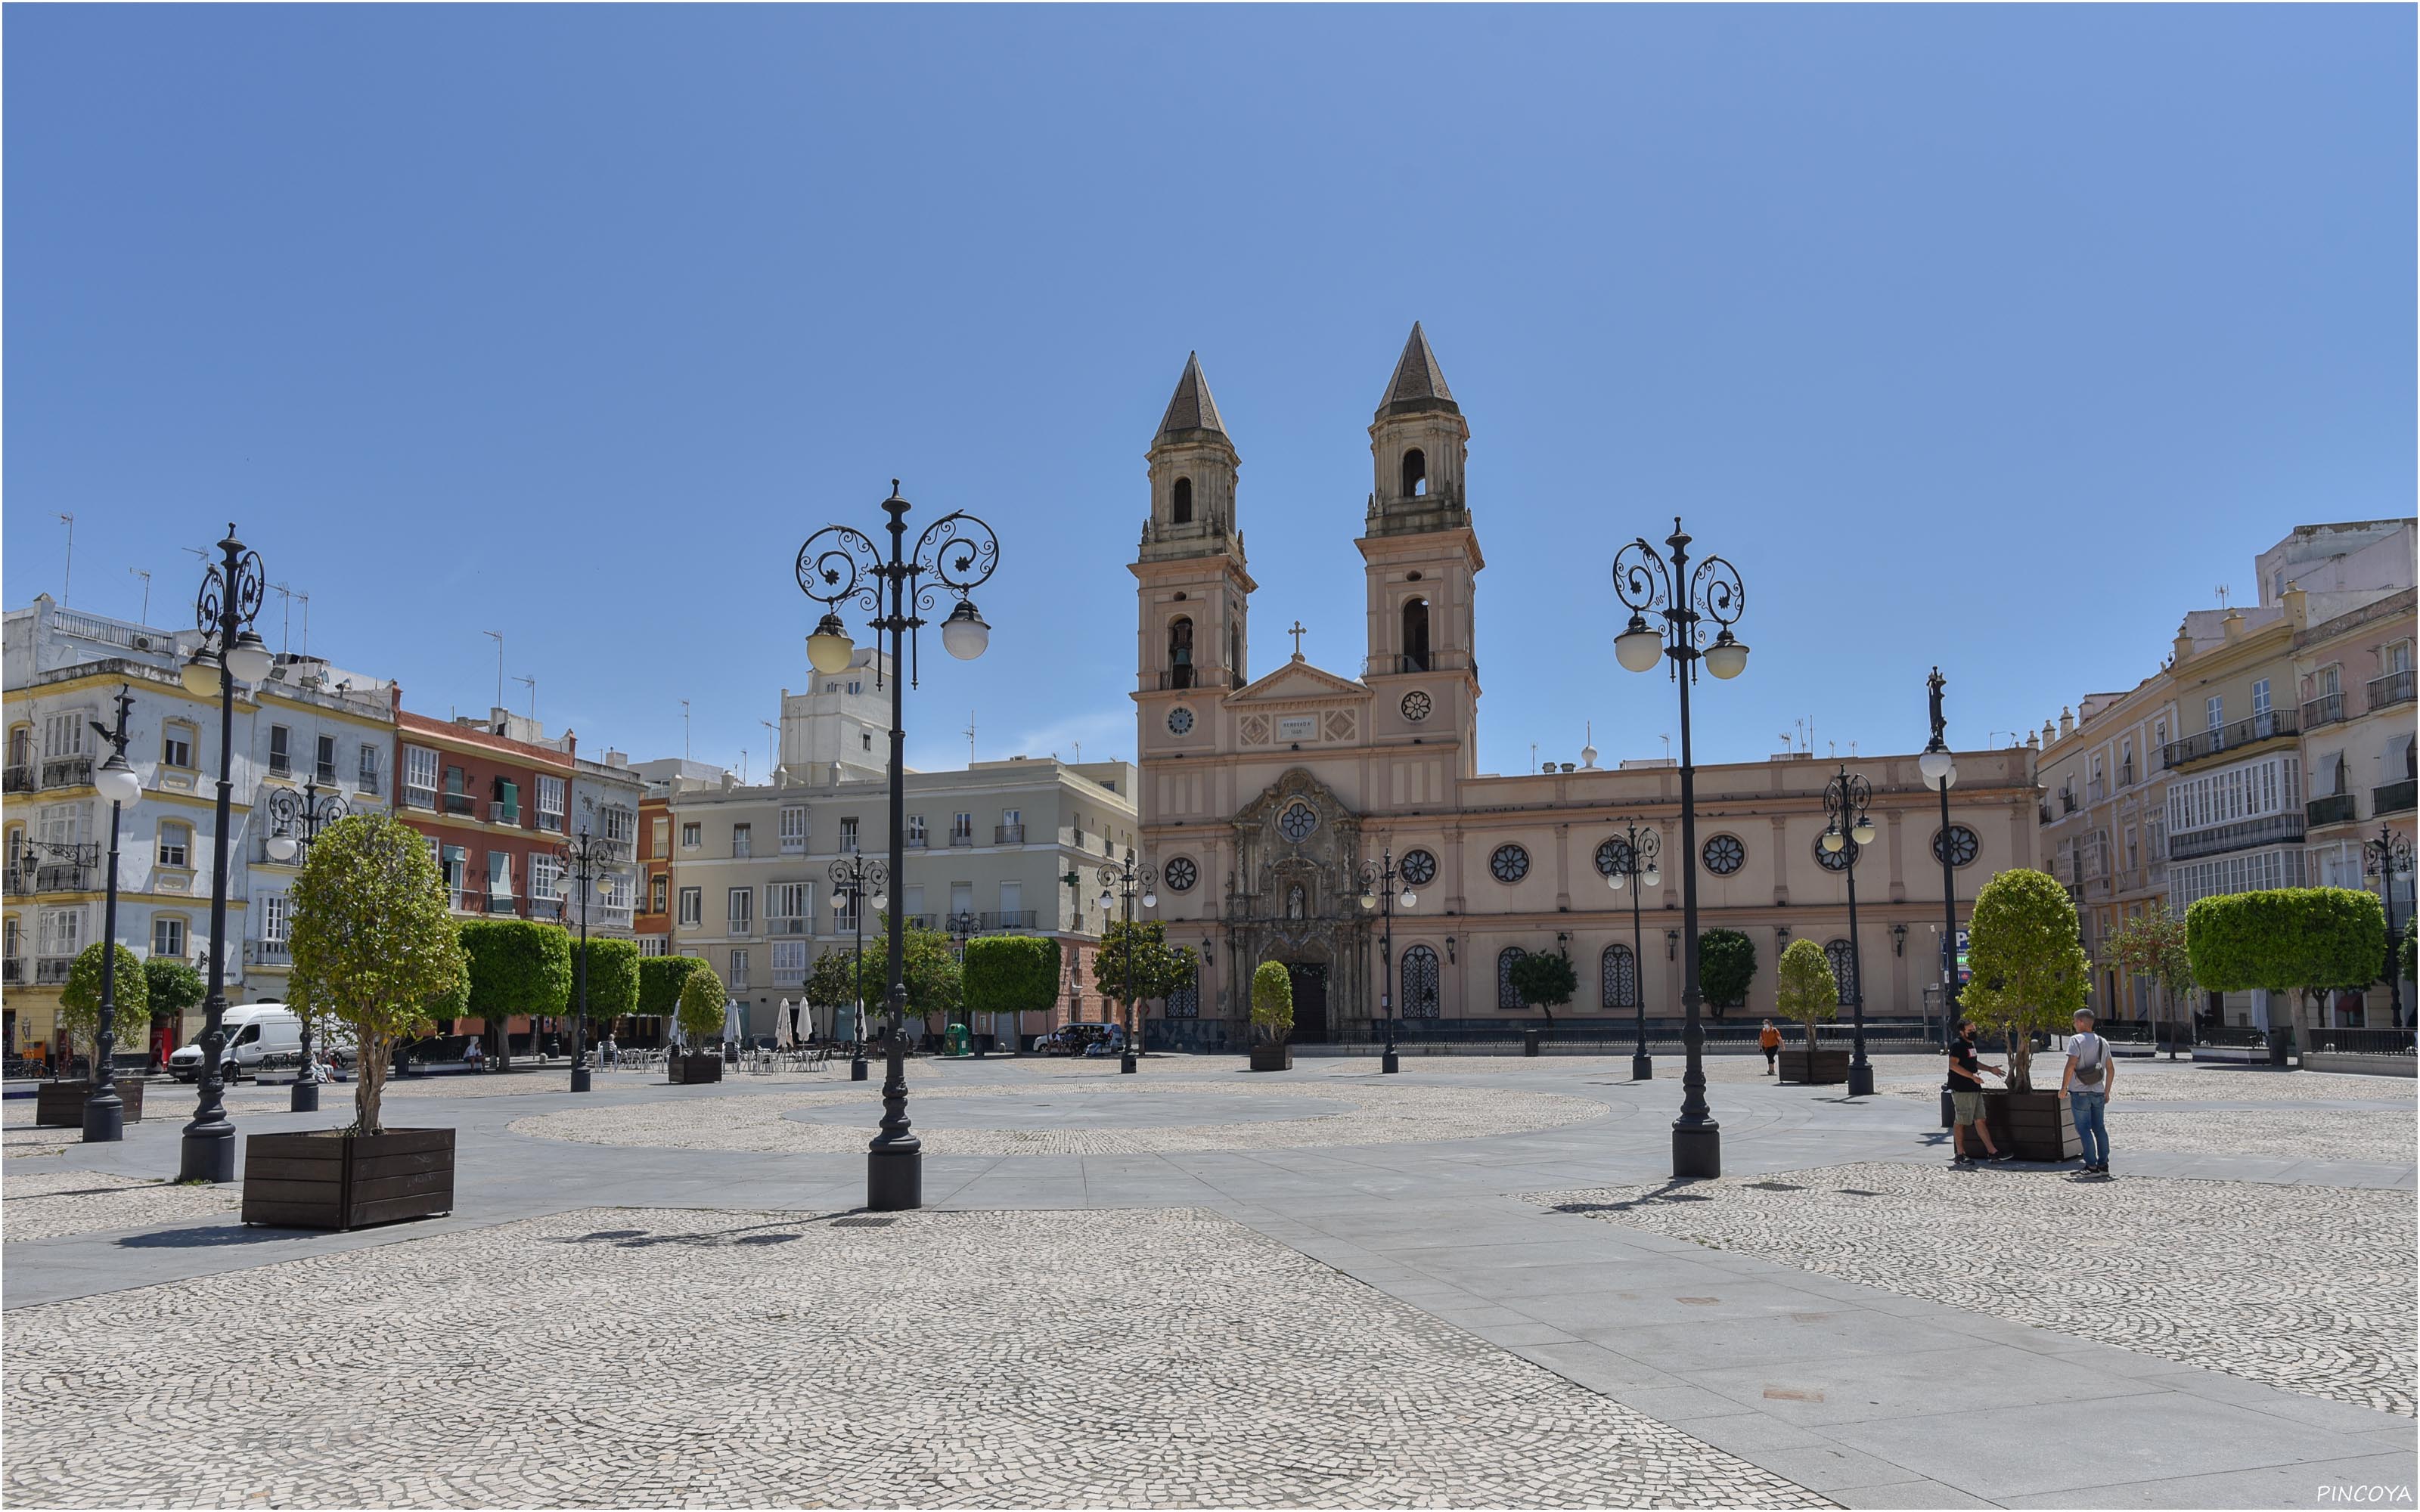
[2,1205,1829,1510]
[2,1169,242,1242]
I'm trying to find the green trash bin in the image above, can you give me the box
[945,1022,970,1057]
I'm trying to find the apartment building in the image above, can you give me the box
[631,758,731,958]
[392,704,582,926]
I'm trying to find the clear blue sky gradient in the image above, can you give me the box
[6,6,2411,778]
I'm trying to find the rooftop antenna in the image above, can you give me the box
[1661,733,1671,762]
[681,700,692,761]
[296,590,310,657]
[482,631,504,708]
[738,749,748,785]
[2214,584,2232,609]
[57,514,74,603]
[268,582,297,655]
[761,720,777,779]
[965,711,977,764]
[513,674,536,720]
[1072,740,1081,764]
[129,569,152,625]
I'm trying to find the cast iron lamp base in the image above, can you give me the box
[1846,1061,1875,1098]
[180,1128,236,1184]
[1672,1123,1721,1179]
[1631,1054,1652,1082]
[867,1147,922,1211]
[82,1096,123,1143]
[1382,1049,1399,1074]
[851,1056,868,1082]
[290,1080,318,1114]
[571,1067,592,1093]
[1120,1052,1137,1074]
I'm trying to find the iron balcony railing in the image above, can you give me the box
[2307,793,2359,828]
[905,835,929,849]
[2059,789,2079,813]
[356,773,382,797]
[442,792,475,816]
[268,754,292,777]
[983,910,1036,930]
[768,917,811,936]
[949,832,974,847]
[1361,650,1475,677]
[2369,669,2415,712]
[535,810,565,834]
[3,765,33,794]
[2167,811,2307,862]
[2037,801,2053,825]
[2301,693,2346,730]
[36,957,76,984]
[247,938,293,965]
[2374,779,2416,816]
[994,824,1025,845]
[40,756,93,789]
[0,958,19,984]
[727,919,755,937]
[2161,709,2297,770]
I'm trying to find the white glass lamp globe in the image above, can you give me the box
[870,894,887,912]
[1097,891,1114,911]
[1360,890,1379,910]
[267,832,299,863]
[181,649,223,698]
[1851,816,1879,847]
[1609,869,1627,891]
[1919,747,1958,789]
[1644,866,1661,888]
[1613,615,1664,674]
[1703,630,1749,680]
[1821,829,1844,854]
[1142,891,1157,909]
[225,631,275,684]
[1398,888,1416,909]
[806,614,855,675]
[95,754,142,807]
[941,600,990,661]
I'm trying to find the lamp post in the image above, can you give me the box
[1602,823,1661,1082]
[1098,857,1158,1074]
[1919,668,1961,1052]
[554,828,616,1093]
[797,482,997,1212]
[1355,849,1416,1074]
[82,688,143,1142]
[830,854,889,1083]
[1613,516,1750,1180]
[178,525,274,1184]
[265,774,350,1111]
[2365,828,2414,1029]
[1820,766,1879,1097]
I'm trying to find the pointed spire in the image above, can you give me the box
[1377,321,1459,417]
[1155,352,1228,443]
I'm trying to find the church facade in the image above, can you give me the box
[1131,326,2040,1048]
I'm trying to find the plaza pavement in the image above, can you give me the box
[2,1051,2412,1510]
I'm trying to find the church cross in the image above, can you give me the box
[1287,620,1308,659]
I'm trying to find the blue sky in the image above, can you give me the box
[6,5,2411,778]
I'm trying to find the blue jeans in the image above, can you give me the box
[2070,1089,2108,1166]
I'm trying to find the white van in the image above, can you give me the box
[167,1003,304,1083]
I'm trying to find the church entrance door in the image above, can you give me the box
[1286,963,1330,1043]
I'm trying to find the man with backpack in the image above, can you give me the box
[2061,1008,2115,1176]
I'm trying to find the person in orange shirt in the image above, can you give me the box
[1758,1019,1782,1074]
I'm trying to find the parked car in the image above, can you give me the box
[166,1002,303,1083]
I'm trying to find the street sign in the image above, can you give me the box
[1939,927,1972,986]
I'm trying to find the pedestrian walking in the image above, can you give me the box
[1758,1019,1782,1074]
[1946,1017,2009,1165]
[2062,1008,2114,1176]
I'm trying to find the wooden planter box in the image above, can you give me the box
[35,1078,144,1127]
[1249,1046,1293,1072]
[1984,1089,2083,1162]
[241,1128,455,1232]
[1776,1049,1850,1086]
[668,1053,724,1085]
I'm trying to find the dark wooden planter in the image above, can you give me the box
[35,1078,144,1126]
[1984,1089,2083,1162]
[242,1127,455,1232]
[668,1053,724,1085]
[1776,1049,1850,1086]
[1249,1045,1293,1072]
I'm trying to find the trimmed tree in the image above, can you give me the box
[964,935,1063,1046]
[1960,868,2089,1092]
[1092,921,1194,1036]
[569,938,642,1033]
[1697,929,1758,1020]
[2187,887,2387,1046]
[2102,909,2196,1043]
[1774,937,1838,1049]
[285,813,469,1136]
[143,958,205,1055]
[459,919,573,1069]
[854,923,963,1036]
[638,955,709,1021]
[56,941,148,1077]
[805,950,863,1040]
[675,962,728,1049]
[1506,950,1578,1028]
[1250,960,1294,1046]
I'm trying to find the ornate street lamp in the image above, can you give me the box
[830,854,889,1082]
[1356,849,1416,1074]
[796,482,997,1212]
[1600,822,1661,1082]
[1098,857,1158,1074]
[265,775,349,1111]
[178,526,274,1184]
[2365,828,2415,1030]
[80,688,143,1142]
[1919,668,1962,1051]
[554,828,618,1093]
[1613,516,1749,1180]
[1820,766,1879,1096]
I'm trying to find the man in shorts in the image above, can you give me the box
[1947,1017,2009,1165]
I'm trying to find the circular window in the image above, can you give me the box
[1277,802,1320,843]
[1163,857,1199,893]
[1398,848,1438,887]
[1814,835,1853,872]
[1489,844,1531,884]
[1933,825,1981,868]
[1702,834,1746,876]
[1166,707,1195,736]
[1401,690,1432,722]
[1593,837,1635,878]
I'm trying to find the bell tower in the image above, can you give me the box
[1134,353,1255,733]
[1358,323,1482,766]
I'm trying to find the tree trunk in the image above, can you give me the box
[2005,1024,2035,1093]
[355,1031,390,1136]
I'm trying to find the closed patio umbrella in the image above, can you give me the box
[774,1000,795,1049]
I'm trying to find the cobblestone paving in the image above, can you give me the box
[2,1124,77,1160]
[1883,1064,2417,1104]
[2,1169,240,1242]
[1534,1161,2415,1416]
[2,1205,1828,1509]
[510,1079,1606,1156]
[2108,1107,2417,1163]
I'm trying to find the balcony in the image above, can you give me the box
[2059,790,2080,815]
[906,834,929,850]
[994,824,1025,845]
[983,910,1037,931]
[2037,802,2053,826]
[405,787,437,811]
[2375,779,2417,816]
[1,958,20,984]
[355,774,383,798]
[2167,811,2307,863]
[596,906,634,930]
[899,914,937,931]
[2301,693,2346,730]
[2369,669,2415,713]
[4,764,33,794]
[727,919,755,937]
[2118,761,2137,789]
[442,793,475,816]
[25,847,100,894]
[2307,793,2360,829]
[490,801,522,826]
[315,764,339,787]
[40,756,93,789]
[768,917,811,936]
[268,755,293,778]
[2086,779,2108,804]
[2161,709,2297,770]
[949,832,974,848]
[534,810,564,835]
[247,938,293,966]
[35,957,76,985]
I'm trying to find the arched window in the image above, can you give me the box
[1401,448,1427,497]
[1400,944,1441,1018]
[1825,938,1858,1006]
[1497,947,1527,1009]
[1401,598,1431,674]
[1601,943,1637,1009]
[1172,477,1193,524]
[1168,617,1195,689]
